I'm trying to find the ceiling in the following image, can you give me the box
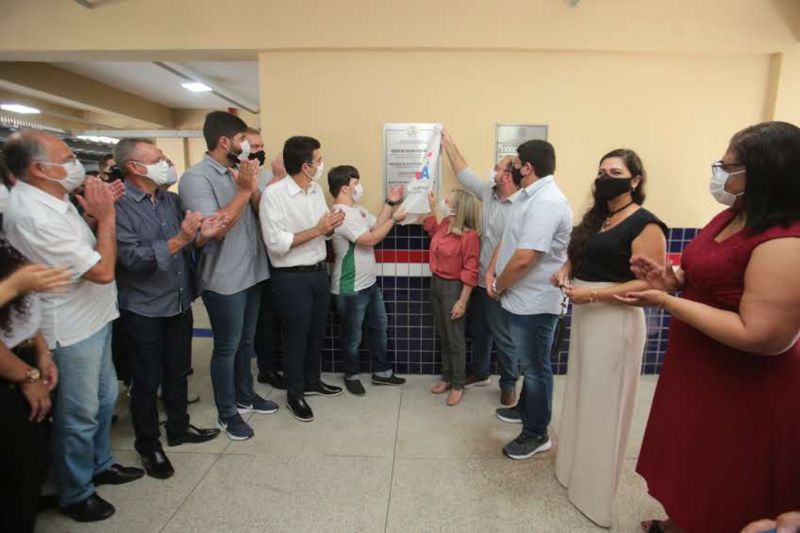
[52,60,259,110]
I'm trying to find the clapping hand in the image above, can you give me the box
[318,209,345,234]
[179,210,204,241]
[106,179,126,202]
[614,289,668,308]
[75,176,115,222]
[200,212,230,240]
[630,255,682,292]
[234,159,260,193]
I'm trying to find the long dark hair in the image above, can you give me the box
[0,156,31,337]
[567,149,647,272]
[0,240,31,337]
[729,121,800,233]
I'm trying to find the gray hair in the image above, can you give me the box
[113,137,155,175]
[2,130,49,180]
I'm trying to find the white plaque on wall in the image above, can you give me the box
[383,123,442,197]
[495,124,549,161]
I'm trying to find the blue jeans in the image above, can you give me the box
[335,284,391,378]
[467,286,519,391]
[51,323,117,505]
[506,311,558,436]
[202,285,260,419]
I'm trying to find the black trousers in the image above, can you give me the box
[254,279,278,373]
[120,308,192,454]
[0,382,49,533]
[271,269,330,399]
[111,317,131,384]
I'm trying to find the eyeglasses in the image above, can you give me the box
[712,160,743,170]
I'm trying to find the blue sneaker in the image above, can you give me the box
[217,414,254,441]
[236,394,279,415]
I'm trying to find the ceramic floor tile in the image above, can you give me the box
[36,450,218,533]
[161,454,392,533]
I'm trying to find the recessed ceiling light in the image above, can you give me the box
[181,82,213,93]
[1,103,41,114]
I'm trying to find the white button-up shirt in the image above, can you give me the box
[496,175,572,316]
[260,176,329,268]
[5,180,118,348]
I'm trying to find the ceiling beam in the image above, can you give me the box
[0,62,175,128]
[153,61,259,114]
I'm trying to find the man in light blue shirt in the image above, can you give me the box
[487,139,572,460]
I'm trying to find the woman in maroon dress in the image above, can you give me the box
[618,121,800,533]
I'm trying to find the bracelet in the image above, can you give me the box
[589,289,597,304]
[385,198,401,207]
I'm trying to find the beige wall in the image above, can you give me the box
[774,45,800,125]
[0,0,796,55]
[260,50,771,228]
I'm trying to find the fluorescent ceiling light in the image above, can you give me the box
[77,135,119,144]
[1,103,41,114]
[181,82,213,93]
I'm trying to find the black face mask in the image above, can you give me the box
[511,164,526,185]
[225,137,243,166]
[248,150,266,166]
[594,175,633,201]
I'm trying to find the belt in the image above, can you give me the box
[272,262,326,273]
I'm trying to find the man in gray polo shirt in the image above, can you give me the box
[179,111,278,441]
[441,129,521,406]
[487,139,572,460]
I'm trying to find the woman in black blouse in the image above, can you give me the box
[550,149,668,528]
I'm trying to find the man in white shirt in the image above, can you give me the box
[487,140,572,461]
[3,131,144,522]
[261,136,345,422]
[327,165,407,396]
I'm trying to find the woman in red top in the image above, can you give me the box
[618,121,800,533]
[424,189,480,406]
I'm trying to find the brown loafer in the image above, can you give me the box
[500,389,517,407]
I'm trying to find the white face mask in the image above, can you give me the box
[306,161,324,181]
[136,159,171,186]
[351,183,364,203]
[166,165,178,186]
[237,139,251,161]
[439,197,454,217]
[710,164,745,207]
[40,159,87,193]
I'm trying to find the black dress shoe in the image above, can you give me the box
[93,463,145,486]
[167,424,221,447]
[287,396,314,422]
[344,379,366,397]
[304,381,343,397]
[257,369,287,390]
[59,492,115,522]
[140,449,175,479]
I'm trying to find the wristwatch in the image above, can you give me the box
[20,367,41,385]
[385,198,401,207]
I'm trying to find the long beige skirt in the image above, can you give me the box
[554,279,646,528]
